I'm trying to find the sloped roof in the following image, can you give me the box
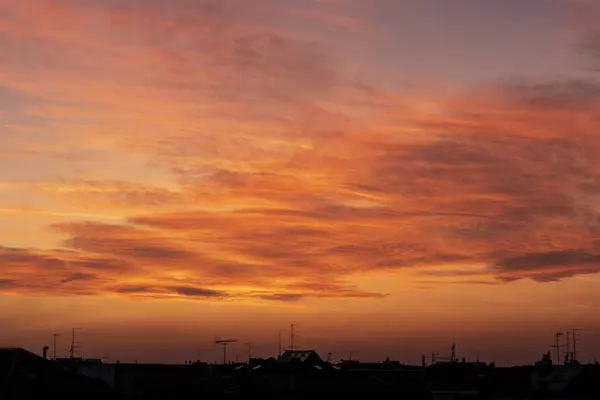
[278,350,321,363]
[542,365,585,392]
[227,362,432,397]
[0,348,121,396]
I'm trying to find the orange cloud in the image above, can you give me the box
[23,179,187,209]
[4,77,600,300]
[2,0,600,307]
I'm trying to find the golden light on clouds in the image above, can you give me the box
[2,0,600,364]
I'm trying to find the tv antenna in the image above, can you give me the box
[551,332,564,364]
[69,328,82,359]
[244,342,253,363]
[565,331,571,364]
[290,324,295,351]
[215,338,237,364]
[572,328,582,361]
[278,330,282,358]
[348,350,359,361]
[53,333,61,359]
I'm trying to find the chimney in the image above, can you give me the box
[43,346,49,359]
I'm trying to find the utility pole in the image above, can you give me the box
[290,324,295,351]
[53,333,61,360]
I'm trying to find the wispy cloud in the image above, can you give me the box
[1,0,600,306]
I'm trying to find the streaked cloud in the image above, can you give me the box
[1,0,600,306]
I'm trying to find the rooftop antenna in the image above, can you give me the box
[53,333,61,360]
[69,328,82,359]
[290,324,295,351]
[572,328,582,361]
[565,331,571,364]
[244,342,253,363]
[215,338,237,364]
[551,332,564,364]
[278,331,282,358]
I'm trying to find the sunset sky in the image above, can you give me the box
[2,0,600,365]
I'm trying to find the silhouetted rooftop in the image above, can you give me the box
[278,350,322,364]
[0,348,123,398]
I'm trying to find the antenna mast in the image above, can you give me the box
[290,324,295,351]
[215,339,237,365]
[278,331,282,358]
[572,328,582,361]
[565,331,571,364]
[69,328,81,359]
[53,333,61,360]
[551,332,563,364]
[244,342,253,363]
